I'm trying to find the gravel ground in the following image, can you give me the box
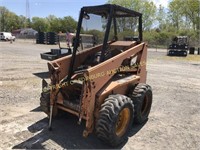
[0,40,200,149]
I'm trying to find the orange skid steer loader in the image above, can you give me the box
[40,4,152,146]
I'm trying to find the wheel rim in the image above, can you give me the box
[115,108,131,137]
[141,95,148,115]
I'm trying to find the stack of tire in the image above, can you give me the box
[36,32,46,44]
[46,32,58,45]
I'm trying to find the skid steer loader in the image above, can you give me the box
[40,4,153,146]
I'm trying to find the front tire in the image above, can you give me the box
[40,91,50,116]
[96,94,134,146]
[40,90,58,117]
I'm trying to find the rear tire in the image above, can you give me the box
[96,94,134,146]
[40,90,58,117]
[40,91,50,116]
[129,83,152,124]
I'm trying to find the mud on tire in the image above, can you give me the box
[96,94,134,146]
[129,83,152,124]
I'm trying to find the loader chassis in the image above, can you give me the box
[41,4,152,146]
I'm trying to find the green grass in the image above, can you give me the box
[163,55,200,62]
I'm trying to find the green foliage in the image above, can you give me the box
[0,6,77,33]
[60,16,77,33]
[0,6,25,31]
[118,29,136,40]
[46,15,61,32]
[84,29,104,44]
[31,15,77,33]
[108,0,157,31]
[32,17,49,32]
[156,5,167,30]
[141,1,157,31]
[183,0,200,30]
[168,0,183,30]
[168,0,200,31]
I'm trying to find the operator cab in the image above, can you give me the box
[68,4,143,80]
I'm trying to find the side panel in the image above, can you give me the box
[95,75,140,119]
[82,42,147,134]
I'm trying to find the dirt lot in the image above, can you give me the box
[0,40,200,149]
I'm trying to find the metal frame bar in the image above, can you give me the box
[67,9,84,81]
[139,15,143,41]
[100,6,114,62]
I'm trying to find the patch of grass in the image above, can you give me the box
[148,45,167,49]
[162,55,200,62]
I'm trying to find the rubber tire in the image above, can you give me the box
[40,91,50,115]
[40,90,60,118]
[96,94,134,147]
[184,52,187,57]
[129,83,152,124]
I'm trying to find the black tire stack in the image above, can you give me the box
[46,32,58,45]
[36,32,46,44]
[36,32,58,45]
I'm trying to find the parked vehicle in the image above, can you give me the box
[167,36,188,56]
[0,32,16,41]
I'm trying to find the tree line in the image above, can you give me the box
[108,0,200,47]
[0,6,77,33]
[0,0,199,47]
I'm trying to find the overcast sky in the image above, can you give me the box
[0,0,171,20]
